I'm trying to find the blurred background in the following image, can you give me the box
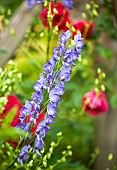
[0,0,117,169]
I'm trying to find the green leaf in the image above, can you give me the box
[2,106,18,128]
[110,95,117,108]
[95,44,113,59]
[0,106,27,141]
[0,127,23,141]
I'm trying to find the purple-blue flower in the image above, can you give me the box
[47,102,57,116]
[60,65,72,82]
[62,0,73,10]
[43,60,56,73]
[28,0,44,9]
[45,114,55,124]
[17,145,30,165]
[74,34,84,54]
[34,137,44,155]
[17,30,84,164]
[59,30,71,48]
[52,46,64,61]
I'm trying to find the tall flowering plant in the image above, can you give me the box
[17,30,84,164]
[0,0,110,169]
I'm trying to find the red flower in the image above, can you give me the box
[0,95,22,126]
[40,2,71,31]
[0,95,44,133]
[73,20,94,38]
[82,90,108,116]
[0,95,44,146]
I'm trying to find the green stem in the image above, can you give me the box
[46,2,53,62]
[46,31,51,62]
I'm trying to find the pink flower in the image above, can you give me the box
[40,2,71,32]
[73,20,94,38]
[82,90,108,116]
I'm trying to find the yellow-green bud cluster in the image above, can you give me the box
[83,1,99,21]
[0,60,22,114]
[94,68,106,92]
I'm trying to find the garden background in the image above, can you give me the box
[0,0,117,169]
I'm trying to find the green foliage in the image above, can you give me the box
[110,95,117,108]
[0,0,24,15]
[0,106,25,142]
[1,0,117,169]
[95,43,113,59]
[0,132,73,170]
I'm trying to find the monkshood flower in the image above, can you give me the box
[17,145,30,165]
[17,30,84,164]
[28,0,73,10]
[28,0,44,9]
[62,0,73,10]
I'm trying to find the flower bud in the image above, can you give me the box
[61,157,66,162]
[67,145,72,149]
[97,68,101,74]
[17,73,22,79]
[68,151,72,156]
[53,8,58,14]
[49,147,53,153]
[101,84,105,92]
[108,153,113,161]
[82,12,87,20]
[7,151,11,156]
[7,9,12,16]
[102,72,106,78]
[4,18,9,26]
[40,32,44,37]
[62,150,66,155]
[92,9,98,16]
[47,153,51,159]
[29,160,33,167]
[57,132,62,137]
[51,141,55,147]
[95,79,99,85]
[43,155,47,161]
[85,4,91,10]
[43,161,47,167]
[10,29,15,36]
[8,72,13,78]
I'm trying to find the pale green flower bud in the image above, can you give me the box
[57,132,62,137]
[108,153,113,161]
[43,161,47,167]
[51,141,56,147]
[101,84,105,92]
[53,8,58,14]
[68,151,72,156]
[85,4,91,10]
